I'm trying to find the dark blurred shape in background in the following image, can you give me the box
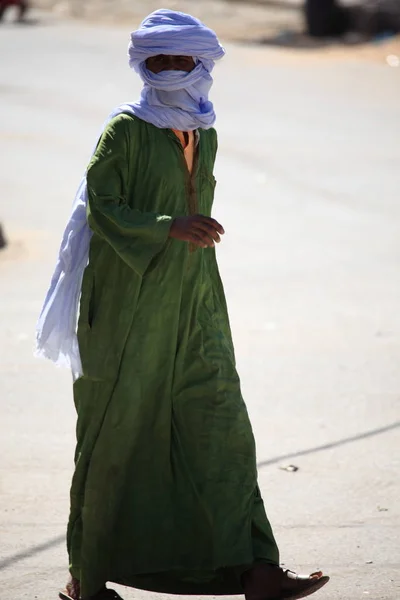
[351,0,400,38]
[0,0,29,22]
[0,223,7,250]
[305,0,400,39]
[305,0,351,37]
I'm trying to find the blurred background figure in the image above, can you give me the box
[0,0,29,22]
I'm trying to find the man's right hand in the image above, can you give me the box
[169,215,225,248]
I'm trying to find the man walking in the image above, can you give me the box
[36,10,329,600]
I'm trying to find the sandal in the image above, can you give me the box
[242,564,329,600]
[281,569,329,600]
[59,578,123,600]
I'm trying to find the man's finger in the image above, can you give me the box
[191,221,221,243]
[189,230,214,248]
[187,232,208,248]
[194,215,225,235]
[194,227,217,247]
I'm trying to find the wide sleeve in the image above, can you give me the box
[86,114,173,277]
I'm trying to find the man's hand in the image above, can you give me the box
[169,215,225,248]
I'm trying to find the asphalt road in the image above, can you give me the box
[0,12,399,600]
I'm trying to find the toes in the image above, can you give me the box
[310,571,323,579]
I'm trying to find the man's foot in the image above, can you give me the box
[242,564,329,600]
[59,578,123,600]
[59,577,80,600]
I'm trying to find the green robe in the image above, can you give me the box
[68,114,279,598]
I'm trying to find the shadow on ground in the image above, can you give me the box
[257,420,400,469]
[245,29,369,49]
[0,534,65,571]
[0,18,41,27]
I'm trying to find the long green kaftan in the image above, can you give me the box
[67,114,279,598]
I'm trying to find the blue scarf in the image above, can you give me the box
[131,63,215,131]
[35,10,225,379]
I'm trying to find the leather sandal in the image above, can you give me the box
[242,563,329,600]
[281,569,329,600]
[59,579,123,600]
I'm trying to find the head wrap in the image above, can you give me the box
[128,9,225,72]
[127,9,225,131]
[35,10,224,379]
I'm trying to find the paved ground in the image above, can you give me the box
[1,12,400,600]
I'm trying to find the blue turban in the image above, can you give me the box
[128,9,225,74]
